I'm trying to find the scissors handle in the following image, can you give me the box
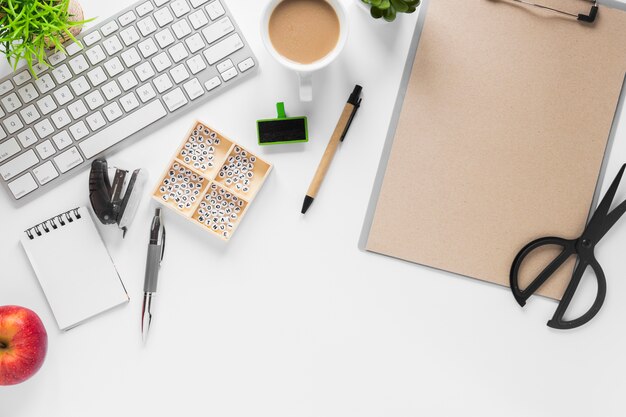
[510,237,576,306]
[509,237,607,329]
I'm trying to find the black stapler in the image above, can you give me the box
[89,159,145,237]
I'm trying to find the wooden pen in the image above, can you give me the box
[301,85,362,214]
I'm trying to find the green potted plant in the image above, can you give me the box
[358,0,420,22]
[0,0,91,75]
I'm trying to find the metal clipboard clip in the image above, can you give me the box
[507,0,598,22]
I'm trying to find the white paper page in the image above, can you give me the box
[20,207,128,330]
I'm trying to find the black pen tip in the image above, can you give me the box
[301,196,314,214]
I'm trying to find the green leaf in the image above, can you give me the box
[383,6,397,21]
[370,6,384,18]
[390,0,409,12]
[378,0,391,10]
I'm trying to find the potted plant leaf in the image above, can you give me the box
[358,0,420,22]
[0,0,91,75]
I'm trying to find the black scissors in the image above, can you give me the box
[510,164,626,329]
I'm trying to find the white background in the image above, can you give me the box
[2,0,626,416]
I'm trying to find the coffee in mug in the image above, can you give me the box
[268,0,340,65]
[261,0,348,102]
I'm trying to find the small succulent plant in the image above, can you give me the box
[360,0,420,22]
[0,0,92,75]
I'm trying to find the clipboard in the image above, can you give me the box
[360,0,626,300]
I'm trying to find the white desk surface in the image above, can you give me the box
[3,1,626,416]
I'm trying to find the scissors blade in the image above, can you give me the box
[585,164,626,242]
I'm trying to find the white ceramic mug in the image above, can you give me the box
[261,0,349,102]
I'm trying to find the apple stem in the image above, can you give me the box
[0,341,6,349]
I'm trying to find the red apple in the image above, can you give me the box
[0,306,48,386]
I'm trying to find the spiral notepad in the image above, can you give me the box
[20,207,129,330]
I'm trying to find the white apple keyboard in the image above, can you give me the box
[0,0,257,202]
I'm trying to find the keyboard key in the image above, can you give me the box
[86,45,107,65]
[48,51,67,66]
[172,19,192,39]
[162,87,188,111]
[69,55,89,74]
[3,114,23,134]
[31,62,48,77]
[203,33,243,65]
[189,10,209,29]
[34,74,55,94]
[13,70,32,86]
[169,43,189,63]
[65,42,83,56]
[185,33,205,53]
[103,102,123,121]
[0,138,21,163]
[152,52,172,72]
[153,74,173,93]
[101,20,119,36]
[221,67,237,82]
[155,29,175,48]
[136,62,155,82]
[51,109,72,128]
[52,131,73,150]
[171,0,191,17]
[202,17,234,44]
[205,0,225,20]
[68,99,88,119]
[2,93,22,112]
[154,8,174,27]
[54,86,74,106]
[120,26,141,46]
[87,67,108,87]
[0,106,3,119]
[204,76,221,91]
[170,64,190,84]
[136,1,154,16]
[8,173,38,199]
[0,126,5,141]
[122,47,142,67]
[70,76,90,96]
[69,121,89,140]
[86,111,107,131]
[104,57,125,77]
[20,104,41,124]
[186,55,206,75]
[103,35,124,55]
[54,147,84,173]
[238,57,255,72]
[138,16,158,36]
[18,128,38,148]
[35,140,56,159]
[216,59,233,73]
[18,83,39,103]
[52,64,72,84]
[34,119,54,138]
[0,80,13,96]
[85,90,106,110]
[80,100,167,158]
[155,0,168,6]
[119,71,139,91]
[102,80,122,100]
[83,31,102,46]
[0,150,38,180]
[137,83,157,103]
[119,10,137,27]
[138,38,159,58]
[183,78,204,100]
[33,161,59,185]
[36,95,57,115]
[190,0,210,8]
[120,92,140,112]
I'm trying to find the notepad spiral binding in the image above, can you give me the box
[25,208,83,240]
